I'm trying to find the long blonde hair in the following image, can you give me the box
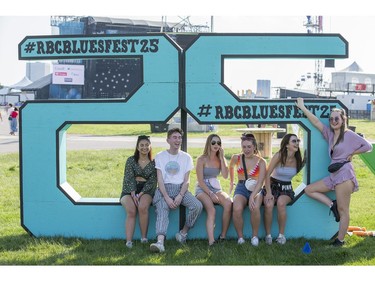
[202,134,221,158]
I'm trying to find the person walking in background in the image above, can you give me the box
[9,107,18,135]
[150,128,203,253]
[120,135,157,249]
[263,133,305,245]
[7,103,15,134]
[229,133,267,246]
[296,97,373,246]
[195,134,232,246]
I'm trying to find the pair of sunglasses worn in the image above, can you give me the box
[329,116,340,122]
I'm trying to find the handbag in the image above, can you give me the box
[242,154,257,192]
[206,178,221,190]
[328,161,350,173]
[8,116,12,120]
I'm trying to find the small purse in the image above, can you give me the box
[242,154,257,192]
[206,178,221,190]
[328,161,350,173]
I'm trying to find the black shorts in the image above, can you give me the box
[268,177,295,201]
[121,181,145,197]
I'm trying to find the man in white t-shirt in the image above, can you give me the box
[150,128,203,253]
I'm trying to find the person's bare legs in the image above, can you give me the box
[276,195,292,235]
[335,180,354,241]
[304,180,332,207]
[197,193,216,245]
[121,195,137,242]
[263,198,275,236]
[249,195,263,238]
[217,192,232,238]
[137,194,153,240]
[232,195,247,239]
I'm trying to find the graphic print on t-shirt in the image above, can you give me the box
[165,160,180,176]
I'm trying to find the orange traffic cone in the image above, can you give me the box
[348,226,367,232]
[352,231,375,237]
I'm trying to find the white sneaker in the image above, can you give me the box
[140,238,148,243]
[125,241,133,249]
[276,234,286,245]
[237,237,245,245]
[251,236,259,247]
[150,241,165,253]
[265,234,272,245]
[175,231,187,244]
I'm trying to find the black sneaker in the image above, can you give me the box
[331,238,345,247]
[329,200,340,222]
[217,235,226,243]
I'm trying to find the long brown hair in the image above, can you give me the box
[330,108,348,146]
[241,133,260,156]
[279,133,304,173]
[134,135,152,162]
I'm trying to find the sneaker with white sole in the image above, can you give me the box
[175,231,187,244]
[276,234,286,245]
[251,236,259,247]
[331,238,345,247]
[237,237,245,245]
[125,241,133,249]
[265,234,272,245]
[140,238,148,243]
[150,241,165,253]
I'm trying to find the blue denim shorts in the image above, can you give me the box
[234,181,252,200]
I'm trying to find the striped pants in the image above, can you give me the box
[153,183,203,237]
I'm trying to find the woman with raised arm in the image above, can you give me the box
[296,97,372,246]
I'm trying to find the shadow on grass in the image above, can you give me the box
[0,234,374,265]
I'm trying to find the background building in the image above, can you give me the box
[256,79,271,98]
[21,16,207,101]
[26,62,51,82]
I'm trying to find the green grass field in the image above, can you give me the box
[0,120,374,268]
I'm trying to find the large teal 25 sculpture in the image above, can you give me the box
[19,33,348,239]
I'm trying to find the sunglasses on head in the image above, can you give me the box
[138,135,150,140]
[211,141,221,146]
[241,133,255,140]
[329,116,340,122]
[291,139,301,144]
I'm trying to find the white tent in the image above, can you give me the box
[0,87,23,105]
[0,87,10,96]
[9,76,33,89]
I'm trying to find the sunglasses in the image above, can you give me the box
[241,133,255,141]
[211,141,221,146]
[329,116,340,123]
[291,139,301,144]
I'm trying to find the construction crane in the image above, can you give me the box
[303,16,324,94]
